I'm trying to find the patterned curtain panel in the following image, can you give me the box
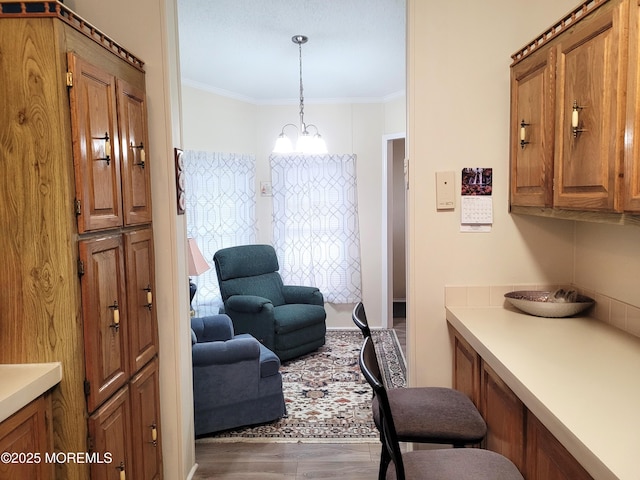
[270,154,362,304]
[184,151,257,314]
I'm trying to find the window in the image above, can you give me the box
[270,154,362,303]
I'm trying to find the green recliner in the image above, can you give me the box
[213,244,326,362]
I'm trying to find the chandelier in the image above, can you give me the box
[273,35,328,154]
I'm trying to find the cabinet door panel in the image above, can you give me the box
[480,362,525,474]
[554,4,627,211]
[624,2,640,212]
[0,396,53,480]
[80,235,129,412]
[131,359,163,480]
[88,386,132,480]
[125,228,158,373]
[117,79,153,226]
[510,48,555,207]
[526,415,593,480]
[452,330,480,408]
[68,53,123,232]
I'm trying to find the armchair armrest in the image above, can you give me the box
[282,285,324,306]
[192,336,260,366]
[226,295,272,313]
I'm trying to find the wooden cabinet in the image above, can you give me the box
[0,395,54,480]
[0,4,162,479]
[510,0,640,218]
[553,0,627,211]
[510,46,555,207]
[452,330,481,407]
[450,328,594,480]
[480,362,526,473]
[526,415,593,480]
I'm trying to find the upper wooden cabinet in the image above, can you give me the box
[510,46,555,207]
[553,0,627,211]
[69,54,152,233]
[510,0,640,217]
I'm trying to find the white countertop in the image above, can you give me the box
[0,363,62,423]
[446,306,640,480]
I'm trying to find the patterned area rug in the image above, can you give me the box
[197,329,406,443]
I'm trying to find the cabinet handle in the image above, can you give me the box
[116,461,126,480]
[108,301,120,331]
[93,132,111,165]
[572,100,587,138]
[519,119,530,149]
[144,284,153,310]
[150,422,158,446]
[131,142,146,168]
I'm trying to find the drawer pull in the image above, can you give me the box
[94,132,111,165]
[150,422,158,446]
[572,100,587,138]
[116,461,126,480]
[131,142,146,168]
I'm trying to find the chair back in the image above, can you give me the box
[359,336,406,480]
[352,302,371,338]
[214,244,286,305]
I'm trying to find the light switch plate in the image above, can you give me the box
[436,171,455,210]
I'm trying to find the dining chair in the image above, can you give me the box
[359,336,524,480]
[352,302,487,479]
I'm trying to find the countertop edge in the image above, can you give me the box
[0,362,62,424]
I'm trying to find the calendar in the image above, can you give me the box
[460,168,493,232]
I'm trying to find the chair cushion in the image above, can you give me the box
[221,273,286,307]
[273,304,327,334]
[373,387,486,444]
[387,448,523,480]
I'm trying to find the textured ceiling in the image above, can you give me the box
[177,0,406,103]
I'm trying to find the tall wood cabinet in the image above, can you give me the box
[0,3,162,479]
[510,0,640,218]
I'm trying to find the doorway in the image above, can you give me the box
[382,134,407,332]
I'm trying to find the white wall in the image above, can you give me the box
[406,0,579,387]
[182,86,406,328]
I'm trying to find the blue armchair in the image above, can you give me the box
[213,244,326,362]
[191,315,285,435]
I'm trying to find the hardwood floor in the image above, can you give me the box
[192,317,407,479]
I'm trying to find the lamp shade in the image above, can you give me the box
[187,238,210,276]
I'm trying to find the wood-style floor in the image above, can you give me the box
[192,316,406,480]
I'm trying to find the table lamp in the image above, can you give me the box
[187,238,210,312]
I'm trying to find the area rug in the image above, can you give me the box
[197,328,406,443]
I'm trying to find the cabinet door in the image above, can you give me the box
[624,2,640,212]
[0,396,54,480]
[125,228,158,374]
[130,358,163,480]
[510,47,555,207]
[526,415,593,480]
[80,235,129,413]
[452,329,480,408]
[117,79,153,226]
[88,386,132,480]
[480,362,526,474]
[553,2,628,211]
[68,53,123,232]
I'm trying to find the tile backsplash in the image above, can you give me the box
[445,284,640,339]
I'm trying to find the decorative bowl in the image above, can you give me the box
[504,290,595,318]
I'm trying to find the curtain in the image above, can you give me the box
[270,154,362,304]
[184,150,256,315]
